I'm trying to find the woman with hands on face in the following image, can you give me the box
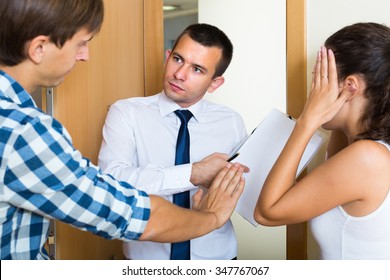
[254,22,390,260]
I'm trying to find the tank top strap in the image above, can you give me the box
[376,140,390,151]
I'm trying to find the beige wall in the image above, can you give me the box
[199,0,287,260]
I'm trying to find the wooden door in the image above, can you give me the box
[49,0,163,259]
[286,0,308,260]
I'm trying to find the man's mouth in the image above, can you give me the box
[169,82,184,92]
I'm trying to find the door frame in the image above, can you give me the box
[286,0,308,260]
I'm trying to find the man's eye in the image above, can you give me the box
[194,67,203,73]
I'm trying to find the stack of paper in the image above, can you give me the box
[230,108,325,226]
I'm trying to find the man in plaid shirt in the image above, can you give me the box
[0,0,245,260]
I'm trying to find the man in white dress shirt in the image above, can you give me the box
[98,23,248,260]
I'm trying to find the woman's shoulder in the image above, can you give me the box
[347,139,390,155]
[327,140,390,215]
[327,139,390,180]
[342,140,390,179]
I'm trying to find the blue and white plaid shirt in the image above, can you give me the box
[0,70,150,259]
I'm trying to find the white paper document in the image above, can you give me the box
[230,108,325,226]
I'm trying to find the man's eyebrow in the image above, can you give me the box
[172,51,183,59]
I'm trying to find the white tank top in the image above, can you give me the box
[309,140,390,259]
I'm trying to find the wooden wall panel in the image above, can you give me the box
[144,0,164,96]
[286,0,308,260]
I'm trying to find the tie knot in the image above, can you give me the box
[174,109,193,124]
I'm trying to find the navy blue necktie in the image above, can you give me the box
[170,109,193,260]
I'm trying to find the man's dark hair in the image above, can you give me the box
[0,0,104,66]
[172,23,233,78]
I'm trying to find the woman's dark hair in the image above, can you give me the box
[0,0,104,66]
[325,22,390,143]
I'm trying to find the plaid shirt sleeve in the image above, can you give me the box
[1,94,150,259]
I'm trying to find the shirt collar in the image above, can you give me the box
[0,70,36,108]
[158,91,204,122]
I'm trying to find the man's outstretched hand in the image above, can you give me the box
[192,163,245,228]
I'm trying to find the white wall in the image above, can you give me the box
[199,0,287,260]
[164,13,198,51]
[307,0,390,92]
[306,0,390,259]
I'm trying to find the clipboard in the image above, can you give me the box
[230,108,325,226]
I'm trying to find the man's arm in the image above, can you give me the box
[190,113,249,189]
[98,102,194,196]
[139,163,245,242]
[99,102,248,194]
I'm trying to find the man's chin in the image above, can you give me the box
[46,78,65,88]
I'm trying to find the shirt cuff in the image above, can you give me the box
[163,163,195,193]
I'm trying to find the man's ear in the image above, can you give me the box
[165,49,172,63]
[26,35,50,64]
[207,76,225,93]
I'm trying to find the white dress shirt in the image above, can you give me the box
[98,91,247,260]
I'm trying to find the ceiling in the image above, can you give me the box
[163,0,198,18]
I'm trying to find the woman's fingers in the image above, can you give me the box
[320,46,329,84]
[327,49,337,83]
[311,49,321,90]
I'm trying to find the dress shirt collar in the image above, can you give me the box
[158,91,204,123]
